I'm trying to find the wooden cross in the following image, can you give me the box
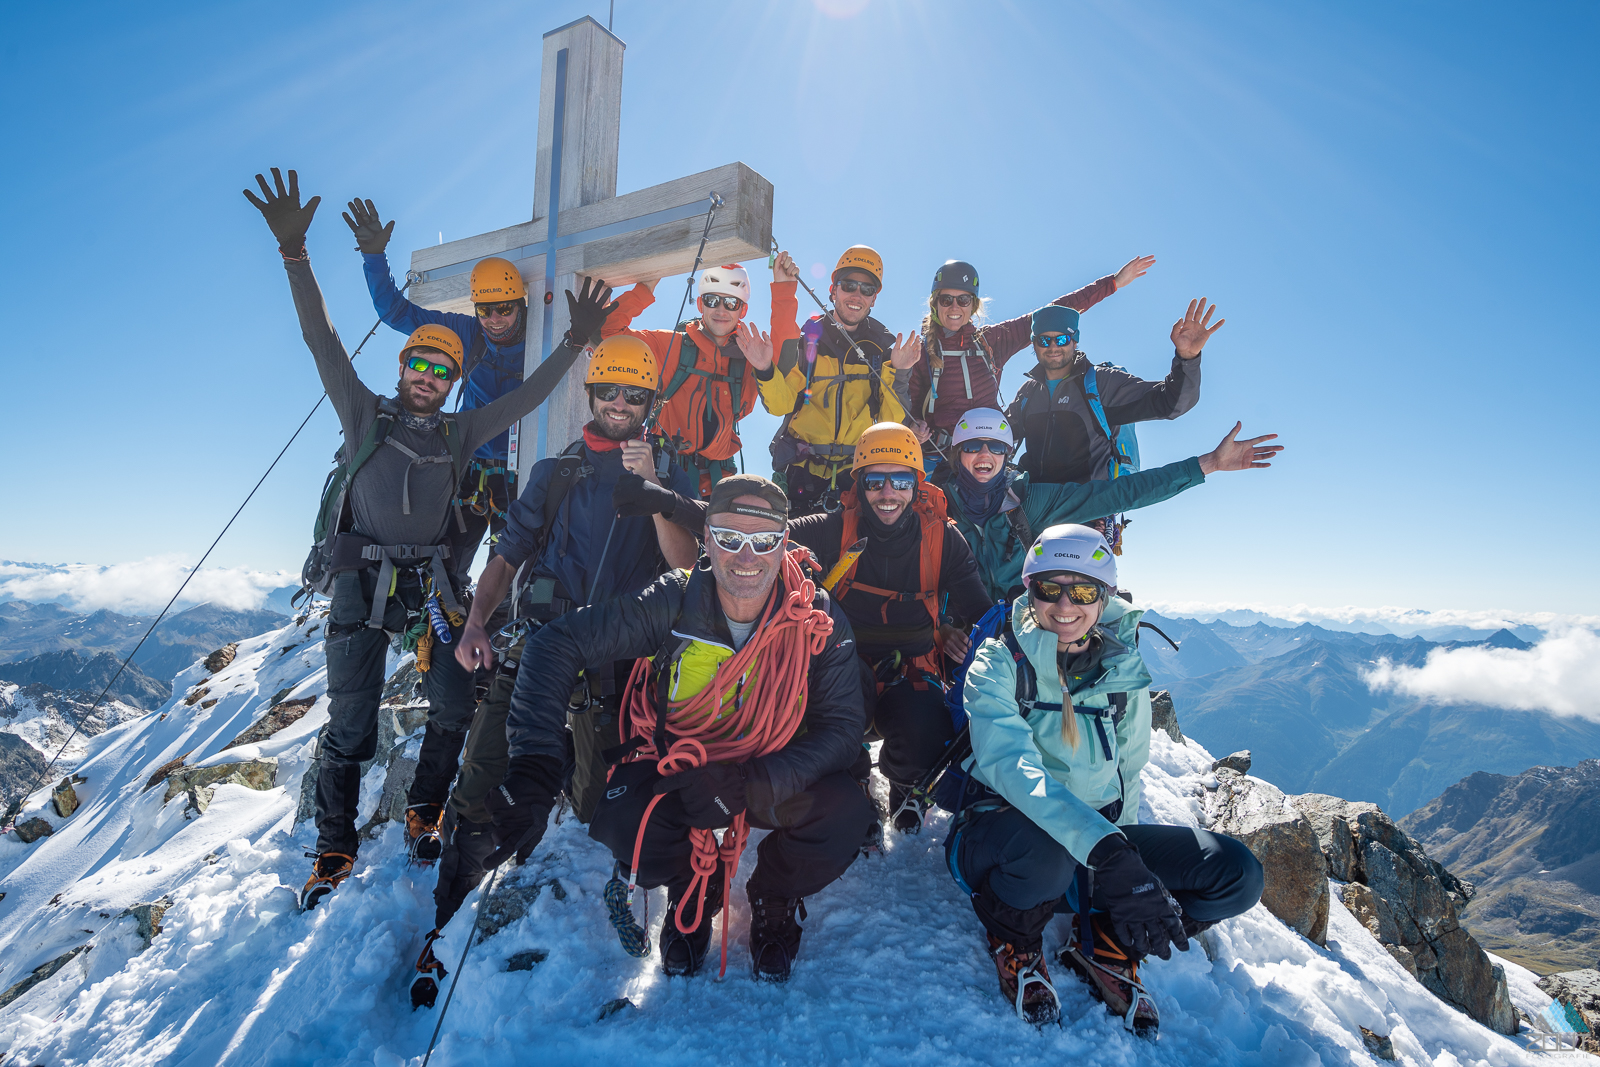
[405,15,773,478]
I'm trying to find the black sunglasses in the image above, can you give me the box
[937,293,975,308]
[590,383,652,405]
[858,471,917,492]
[959,440,1009,455]
[700,294,745,311]
[836,279,879,296]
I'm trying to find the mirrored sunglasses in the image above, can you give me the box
[590,383,652,405]
[1029,578,1105,605]
[1032,332,1076,347]
[475,301,521,318]
[959,440,1010,455]
[405,355,457,381]
[707,525,786,555]
[700,293,745,311]
[858,471,918,492]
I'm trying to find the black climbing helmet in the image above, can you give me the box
[931,259,979,297]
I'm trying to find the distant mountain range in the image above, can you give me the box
[1401,760,1600,974]
[0,600,288,687]
[1144,612,1600,817]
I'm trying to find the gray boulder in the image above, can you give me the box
[1203,771,1329,944]
[1149,689,1184,743]
[1293,792,1513,1034]
[163,758,277,814]
[1213,750,1252,774]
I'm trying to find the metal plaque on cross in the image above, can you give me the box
[405,15,774,478]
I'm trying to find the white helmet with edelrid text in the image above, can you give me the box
[1021,523,1117,589]
[949,407,1014,451]
[699,263,751,304]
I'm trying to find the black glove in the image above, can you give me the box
[614,471,682,518]
[483,754,562,867]
[564,276,619,347]
[1089,834,1189,961]
[341,197,395,255]
[655,762,748,830]
[243,168,321,256]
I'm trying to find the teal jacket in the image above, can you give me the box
[962,595,1154,865]
[943,458,1205,603]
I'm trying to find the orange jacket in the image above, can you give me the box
[600,284,759,461]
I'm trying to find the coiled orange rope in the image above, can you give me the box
[616,548,833,976]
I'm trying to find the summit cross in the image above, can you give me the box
[405,15,773,477]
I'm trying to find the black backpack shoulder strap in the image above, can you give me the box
[1001,487,1033,553]
[532,440,590,556]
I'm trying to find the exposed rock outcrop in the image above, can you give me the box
[1202,769,1329,944]
[224,696,318,750]
[1292,792,1513,1034]
[163,758,277,813]
[0,944,91,1010]
[1149,689,1184,743]
[203,643,239,673]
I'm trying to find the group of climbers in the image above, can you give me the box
[247,164,1282,1034]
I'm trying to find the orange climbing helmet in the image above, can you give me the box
[400,324,464,377]
[833,245,883,288]
[470,257,526,303]
[851,422,923,476]
[585,335,659,390]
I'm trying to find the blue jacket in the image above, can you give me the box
[363,251,528,463]
[963,595,1154,865]
[491,440,696,610]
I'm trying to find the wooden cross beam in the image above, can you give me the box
[405,16,773,472]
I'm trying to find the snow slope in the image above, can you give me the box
[0,611,1563,1066]
[1,682,146,769]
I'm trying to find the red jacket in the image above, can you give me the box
[600,284,760,462]
[906,274,1117,430]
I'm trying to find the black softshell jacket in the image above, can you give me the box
[505,561,865,824]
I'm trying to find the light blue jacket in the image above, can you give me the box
[962,594,1153,865]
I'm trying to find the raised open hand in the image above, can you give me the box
[565,276,619,347]
[1198,422,1283,474]
[1171,298,1225,359]
[341,198,394,255]
[889,331,923,371]
[243,168,321,255]
[1113,254,1156,290]
[735,320,773,370]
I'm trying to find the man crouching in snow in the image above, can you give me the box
[486,475,874,981]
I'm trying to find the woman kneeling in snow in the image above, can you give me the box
[947,524,1263,1034]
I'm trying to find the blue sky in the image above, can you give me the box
[4,0,1596,615]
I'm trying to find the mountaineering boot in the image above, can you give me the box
[660,872,724,977]
[887,780,927,835]
[748,896,807,982]
[405,803,445,865]
[410,928,447,1009]
[988,934,1060,1026]
[857,777,886,857]
[300,850,354,911]
[1055,913,1160,1038]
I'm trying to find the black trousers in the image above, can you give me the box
[315,567,476,856]
[591,768,873,900]
[952,807,1264,945]
[849,665,956,792]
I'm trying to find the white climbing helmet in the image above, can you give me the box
[699,263,751,304]
[1021,523,1117,589]
[950,407,1014,451]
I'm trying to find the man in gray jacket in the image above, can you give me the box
[244,168,615,908]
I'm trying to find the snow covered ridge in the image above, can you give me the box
[1146,599,1600,638]
[0,613,1571,1066]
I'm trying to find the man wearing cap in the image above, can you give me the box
[616,424,993,842]
[343,197,544,560]
[598,265,766,494]
[405,336,700,1008]
[755,248,922,516]
[244,167,612,909]
[487,474,872,982]
[1009,298,1220,485]
[906,255,1156,467]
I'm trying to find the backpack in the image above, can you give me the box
[1081,363,1140,480]
[655,322,748,438]
[294,397,464,604]
[830,481,952,633]
[922,331,1000,418]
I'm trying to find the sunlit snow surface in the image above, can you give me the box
[0,613,1562,1066]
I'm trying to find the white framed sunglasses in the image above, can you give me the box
[707,525,786,555]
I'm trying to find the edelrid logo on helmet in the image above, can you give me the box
[605,364,636,375]
[868,445,902,455]
[1053,551,1081,560]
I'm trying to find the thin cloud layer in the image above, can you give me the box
[1145,599,1600,635]
[1364,628,1600,723]
[0,558,294,614]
